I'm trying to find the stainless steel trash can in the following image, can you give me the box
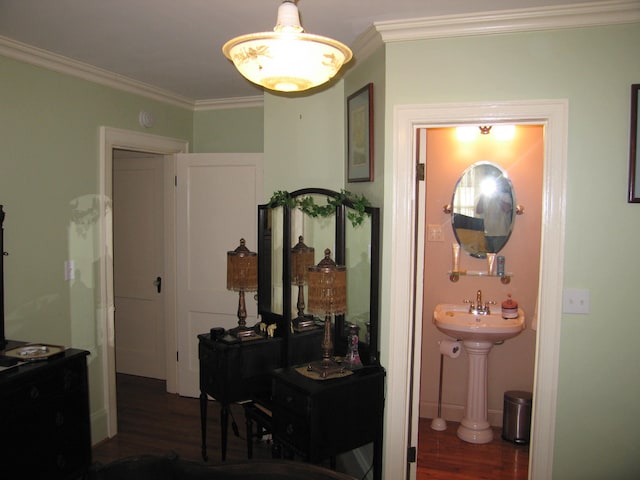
[502,390,532,444]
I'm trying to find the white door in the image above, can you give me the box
[113,152,166,379]
[176,153,263,397]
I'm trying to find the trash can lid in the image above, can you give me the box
[505,390,532,404]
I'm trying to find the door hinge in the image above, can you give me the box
[417,163,425,181]
[174,175,177,187]
[407,446,417,463]
[176,351,179,362]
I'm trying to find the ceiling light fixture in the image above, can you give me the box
[222,1,353,93]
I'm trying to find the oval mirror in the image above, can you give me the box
[451,162,515,258]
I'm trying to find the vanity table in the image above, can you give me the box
[198,329,323,461]
[199,189,384,473]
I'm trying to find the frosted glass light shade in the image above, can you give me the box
[222,2,352,92]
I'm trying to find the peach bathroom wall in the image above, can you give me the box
[419,125,543,425]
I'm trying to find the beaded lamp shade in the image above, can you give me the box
[306,248,347,378]
[226,238,259,340]
[227,238,258,292]
[291,236,315,286]
[307,249,346,316]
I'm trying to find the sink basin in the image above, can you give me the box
[433,303,525,343]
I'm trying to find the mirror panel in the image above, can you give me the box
[258,189,380,366]
[452,162,516,258]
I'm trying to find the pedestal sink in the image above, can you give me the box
[433,302,525,444]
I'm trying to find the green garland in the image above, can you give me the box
[268,189,371,227]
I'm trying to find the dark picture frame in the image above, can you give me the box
[347,83,374,182]
[629,84,640,203]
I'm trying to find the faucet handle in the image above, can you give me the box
[463,298,474,313]
[485,300,496,314]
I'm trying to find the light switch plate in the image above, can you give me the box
[427,224,443,242]
[562,288,590,314]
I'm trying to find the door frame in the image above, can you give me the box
[99,127,189,437]
[386,100,567,480]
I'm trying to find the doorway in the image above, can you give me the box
[113,149,166,379]
[384,100,568,480]
[99,127,188,437]
[416,124,543,478]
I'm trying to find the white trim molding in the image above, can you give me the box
[352,1,639,63]
[374,0,640,43]
[98,127,189,438]
[387,99,567,480]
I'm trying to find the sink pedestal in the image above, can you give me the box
[457,340,494,444]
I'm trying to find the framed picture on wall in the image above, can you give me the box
[347,83,374,182]
[629,84,640,203]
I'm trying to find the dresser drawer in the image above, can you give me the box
[271,380,310,417]
[272,407,310,452]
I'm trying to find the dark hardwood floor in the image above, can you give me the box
[91,373,274,466]
[417,417,529,480]
[92,374,529,479]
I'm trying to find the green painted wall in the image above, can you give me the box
[381,23,640,479]
[0,55,193,441]
[263,85,345,200]
[344,47,386,208]
[193,106,263,152]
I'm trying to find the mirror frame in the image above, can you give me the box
[257,188,380,366]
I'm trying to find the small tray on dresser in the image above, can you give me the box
[3,343,65,361]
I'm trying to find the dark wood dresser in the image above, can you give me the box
[0,343,91,478]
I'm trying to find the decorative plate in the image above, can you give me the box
[3,343,65,361]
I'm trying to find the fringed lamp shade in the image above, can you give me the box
[291,236,315,286]
[306,248,347,378]
[227,238,258,292]
[307,249,346,316]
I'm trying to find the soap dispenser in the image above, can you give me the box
[502,294,519,319]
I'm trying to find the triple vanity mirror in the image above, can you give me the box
[257,188,380,366]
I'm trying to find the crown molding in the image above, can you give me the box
[2,1,637,108]
[194,96,264,111]
[372,0,640,44]
[0,35,196,110]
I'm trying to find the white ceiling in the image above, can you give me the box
[0,0,606,101]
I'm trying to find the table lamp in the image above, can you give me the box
[227,238,259,339]
[291,235,316,331]
[306,248,347,378]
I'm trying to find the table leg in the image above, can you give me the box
[220,403,229,461]
[200,392,208,461]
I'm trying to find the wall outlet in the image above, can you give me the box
[562,288,590,314]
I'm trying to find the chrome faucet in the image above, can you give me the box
[464,289,495,315]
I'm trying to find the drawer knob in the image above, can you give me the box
[30,386,40,399]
